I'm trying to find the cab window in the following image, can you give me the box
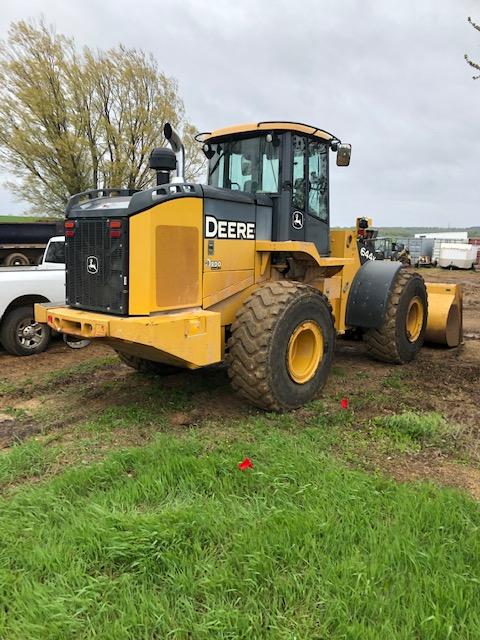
[308,140,328,221]
[292,135,306,210]
[208,135,281,194]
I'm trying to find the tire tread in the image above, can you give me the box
[227,281,334,411]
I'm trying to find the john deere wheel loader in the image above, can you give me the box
[36,121,462,411]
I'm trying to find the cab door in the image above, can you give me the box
[291,135,330,256]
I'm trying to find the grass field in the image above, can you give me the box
[0,215,53,223]
[1,396,480,638]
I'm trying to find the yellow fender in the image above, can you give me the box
[425,283,463,347]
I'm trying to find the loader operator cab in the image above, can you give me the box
[201,123,351,256]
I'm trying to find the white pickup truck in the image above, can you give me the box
[0,236,65,356]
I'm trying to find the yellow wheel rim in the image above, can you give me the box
[287,321,323,384]
[406,296,424,342]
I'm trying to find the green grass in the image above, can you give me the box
[0,427,480,639]
[0,439,58,486]
[0,379,17,396]
[375,411,451,443]
[382,370,406,390]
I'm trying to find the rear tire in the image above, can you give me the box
[364,270,427,364]
[0,305,51,356]
[227,281,335,411]
[115,350,180,375]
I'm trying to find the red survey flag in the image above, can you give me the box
[340,398,349,409]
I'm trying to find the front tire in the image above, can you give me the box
[0,305,51,356]
[364,270,427,364]
[227,281,335,411]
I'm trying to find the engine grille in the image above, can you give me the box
[66,218,128,315]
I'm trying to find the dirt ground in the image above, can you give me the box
[0,267,479,496]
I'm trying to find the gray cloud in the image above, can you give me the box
[0,0,479,226]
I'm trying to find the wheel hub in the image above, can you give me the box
[22,325,35,338]
[406,296,424,342]
[287,321,323,384]
[17,319,44,348]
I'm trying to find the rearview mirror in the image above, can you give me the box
[241,155,252,176]
[336,143,352,167]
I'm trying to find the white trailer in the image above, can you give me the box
[437,243,477,270]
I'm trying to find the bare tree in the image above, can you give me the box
[465,16,480,79]
[0,19,205,215]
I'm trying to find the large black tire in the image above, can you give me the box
[115,350,180,375]
[227,281,335,412]
[0,305,51,356]
[364,270,427,364]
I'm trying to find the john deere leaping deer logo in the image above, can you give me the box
[87,256,99,274]
[292,210,304,230]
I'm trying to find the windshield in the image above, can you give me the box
[208,135,281,194]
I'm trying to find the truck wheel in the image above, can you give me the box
[4,252,30,266]
[0,305,51,356]
[227,281,335,411]
[364,271,427,364]
[115,350,180,375]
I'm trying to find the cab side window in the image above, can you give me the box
[308,140,328,221]
[292,135,306,210]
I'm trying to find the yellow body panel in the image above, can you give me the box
[203,270,255,309]
[255,240,354,269]
[328,230,362,333]
[129,198,203,315]
[203,239,254,272]
[36,304,221,368]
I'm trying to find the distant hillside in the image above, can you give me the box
[0,215,56,223]
[378,227,480,239]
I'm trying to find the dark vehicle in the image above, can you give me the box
[0,221,63,266]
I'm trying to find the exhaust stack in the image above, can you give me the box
[163,122,185,183]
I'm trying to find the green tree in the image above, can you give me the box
[0,20,205,215]
[465,16,480,79]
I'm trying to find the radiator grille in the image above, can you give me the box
[66,218,128,315]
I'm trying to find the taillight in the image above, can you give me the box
[65,220,75,238]
[108,219,122,238]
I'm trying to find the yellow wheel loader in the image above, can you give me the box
[36,121,463,411]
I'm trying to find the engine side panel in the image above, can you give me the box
[129,198,203,315]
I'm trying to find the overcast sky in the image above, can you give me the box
[0,0,479,227]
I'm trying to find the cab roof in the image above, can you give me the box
[198,121,339,144]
